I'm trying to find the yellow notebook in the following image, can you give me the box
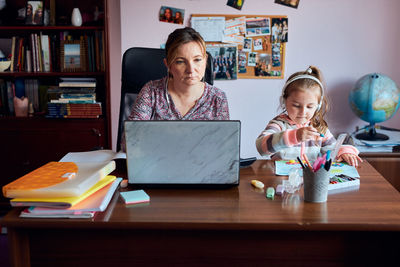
[2,160,116,198]
[10,175,117,208]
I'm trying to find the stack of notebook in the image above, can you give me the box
[2,150,121,218]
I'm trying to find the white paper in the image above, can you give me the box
[60,149,126,163]
[191,16,225,42]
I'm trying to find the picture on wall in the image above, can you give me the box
[226,0,245,10]
[159,6,185,24]
[274,0,300,9]
[207,44,238,80]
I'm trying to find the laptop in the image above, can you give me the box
[124,120,240,187]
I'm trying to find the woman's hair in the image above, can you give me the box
[280,65,329,133]
[164,27,207,68]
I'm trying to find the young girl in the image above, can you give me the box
[256,66,362,167]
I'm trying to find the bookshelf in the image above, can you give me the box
[0,0,110,214]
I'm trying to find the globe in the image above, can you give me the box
[349,73,400,141]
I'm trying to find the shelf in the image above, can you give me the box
[0,71,106,77]
[0,26,104,31]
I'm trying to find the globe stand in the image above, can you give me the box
[355,125,389,141]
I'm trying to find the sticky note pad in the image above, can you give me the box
[120,190,150,205]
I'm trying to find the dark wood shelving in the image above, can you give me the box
[0,26,104,31]
[0,0,110,214]
[0,71,105,77]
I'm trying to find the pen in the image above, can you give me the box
[297,156,306,169]
[302,153,313,171]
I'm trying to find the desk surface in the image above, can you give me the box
[3,160,400,231]
[2,160,400,267]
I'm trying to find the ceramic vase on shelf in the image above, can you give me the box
[71,8,82,26]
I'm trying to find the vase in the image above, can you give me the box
[71,8,82,26]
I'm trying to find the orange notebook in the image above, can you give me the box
[2,160,116,199]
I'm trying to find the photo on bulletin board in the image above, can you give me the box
[271,18,288,43]
[238,50,247,73]
[275,0,300,9]
[243,38,252,52]
[207,44,238,80]
[159,6,184,24]
[245,17,271,37]
[226,0,245,10]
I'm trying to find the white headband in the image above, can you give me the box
[281,72,325,111]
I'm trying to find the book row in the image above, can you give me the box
[1,31,105,73]
[0,78,102,118]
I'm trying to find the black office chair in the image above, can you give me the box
[117,47,214,151]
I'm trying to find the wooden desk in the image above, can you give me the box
[2,160,400,267]
[360,152,400,192]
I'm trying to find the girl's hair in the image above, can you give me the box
[280,65,329,133]
[165,27,207,68]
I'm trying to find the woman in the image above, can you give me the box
[160,8,173,23]
[127,27,230,121]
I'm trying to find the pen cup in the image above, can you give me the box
[303,167,330,203]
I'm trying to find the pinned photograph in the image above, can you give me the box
[248,52,257,67]
[243,38,252,52]
[245,17,270,37]
[159,6,185,24]
[226,0,245,10]
[271,18,288,43]
[254,53,271,77]
[271,43,281,67]
[25,1,44,25]
[207,44,237,80]
[238,50,247,73]
[253,38,263,51]
[274,0,300,9]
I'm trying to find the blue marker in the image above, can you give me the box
[326,150,331,161]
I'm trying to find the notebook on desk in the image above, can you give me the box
[124,120,241,187]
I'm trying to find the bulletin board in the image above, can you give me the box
[191,14,287,80]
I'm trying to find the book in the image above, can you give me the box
[2,160,116,199]
[20,209,95,219]
[40,34,51,72]
[28,178,121,213]
[59,149,126,162]
[120,190,150,205]
[10,175,118,208]
[59,77,96,88]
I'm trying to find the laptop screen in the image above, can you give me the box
[124,120,240,186]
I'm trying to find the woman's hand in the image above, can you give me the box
[337,153,363,167]
[296,127,322,142]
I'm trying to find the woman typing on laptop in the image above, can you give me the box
[127,27,230,121]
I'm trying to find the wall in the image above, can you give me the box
[115,0,400,157]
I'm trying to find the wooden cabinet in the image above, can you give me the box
[362,153,400,192]
[0,0,110,214]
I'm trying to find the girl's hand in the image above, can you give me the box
[337,153,363,167]
[296,127,322,142]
